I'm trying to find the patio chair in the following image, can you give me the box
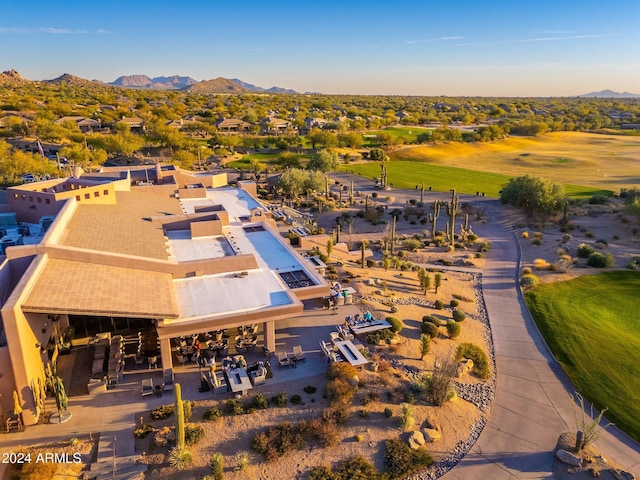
[141,378,154,397]
[6,412,23,433]
[147,355,158,370]
[276,351,291,368]
[329,331,341,344]
[176,354,188,366]
[163,371,174,391]
[292,345,306,362]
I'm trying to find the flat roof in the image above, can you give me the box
[23,258,179,318]
[60,189,182,259]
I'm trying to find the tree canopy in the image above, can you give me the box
[307,149,340,173]
[500,174,565,216]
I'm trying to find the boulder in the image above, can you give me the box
[555,448,582,467]
[422,428,442,443]
[408,431,425,450]
[456,358,474,377]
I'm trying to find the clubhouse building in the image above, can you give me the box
[0,165,328,426]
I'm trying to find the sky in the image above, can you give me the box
[1,0,639,97]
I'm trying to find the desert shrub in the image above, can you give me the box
[185,424,205,445]
[366,259,376,268]
[398,403,414,431]
[522,267,532,275]
[452,293,473,302]
[384,438,433,479]
[475,240,491,252]
[422,315,441,325]
[450,299,459,308]
[234,451,249,471]
[475,252,483,259]
[521,231,529,238]
[251,421,304,461]
[628,256,640,270]
[249,393,269,410]
[151,404,174,420]
[383,407,393,418]
[322,403,351,425]
[434,299,444,310]
[271,392,288,407]
[308,466,335,480]
[133,424,154,438]
[326,378,356,404]
[576,243,593,258]
[366,328,394,344]
[225,399,245,416]
[169,446,192,469]
[467,233,478,242]
[446,320,461,339]
[587,252,614,268]
[533,231,544,239]
[314,421,340,447]
[421,321,439,338]
[327,362,359,381]
[532,238,542,246]
[291,394,302,405]
[452,309,466,322]
[328,456,383,480]
[595,238,608,246]
[386,316,403,333]
[534,258,550,270]
[520,273,540,287]
[589,194,608,205]
[304,385,317,394]
[456,343,490,379]
[420,334,431,358]
[203,406,222,421]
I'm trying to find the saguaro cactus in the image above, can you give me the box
[447,189,459,248]
[361,240,367,268]
[420,183,425,203]
[175,383,185,452]
[390,215,396,255]
[350,180,354,206]
[429,200,441,239]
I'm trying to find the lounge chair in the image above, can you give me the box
[141,378,154,397]
[292,345,306,362]
[277,351,291,368]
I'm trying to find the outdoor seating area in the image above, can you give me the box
[346,313,392,335]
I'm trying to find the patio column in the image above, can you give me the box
[263,321,275,352]
[159,338,172,372]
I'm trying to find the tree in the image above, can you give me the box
[420,334,431,360]
[307,149,340,172]
[360,240,367,268]
[500,174,565,216]
[417,268,431,295]
[383,256,391,272]
[326,238,333,259]
[434,272,442,293]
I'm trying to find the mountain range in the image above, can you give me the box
[578,89,640,98]
[0,70,299,94]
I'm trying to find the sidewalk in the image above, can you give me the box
[442,201,640,479]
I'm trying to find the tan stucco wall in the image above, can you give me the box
[190,220,222,237]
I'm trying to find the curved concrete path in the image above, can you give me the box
[443,200,640,479]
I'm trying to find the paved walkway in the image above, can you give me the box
[442,200,640,479]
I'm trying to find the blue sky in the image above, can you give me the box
[1,0,639,96]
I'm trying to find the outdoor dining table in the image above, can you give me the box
[224,367,252,395]
[334,340,369,367]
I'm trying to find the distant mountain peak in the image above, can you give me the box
[579,89,640,98]
[109,74,198,90]
[46,73,97,86]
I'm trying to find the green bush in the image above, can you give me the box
[133,424,153,438]
[366,328,394,344]
[150,404,174,420]
[450,299,459,308]
[225,399,245,416]
[383,438,433,479]
[327,362,359,381]
[452,309,466,322]
[291,394,302,405]
[422,315,441,326]
[456,343,490,379]
[209,453,224,480]
[386,316,403,333]
[334,456,382,480]
[587,252,614,268]
[434,299,444,310]
[322,403,351,425]
[308,466,335,480]
[420,321,439,338]
[577,243,594,258]
[203,406,222,421]
[628,256,640,270]
[383,407,393,418]
[446,320,461,339]
[271,392,288,407]
[520,273,540,287]
[304,385,317,394]
[185,424,205,445]
[249,393,269,410]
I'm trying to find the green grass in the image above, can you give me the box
[342,161,609,199]
[228,153,312,169]
[366,126,432,145]
[525,271,640,441]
